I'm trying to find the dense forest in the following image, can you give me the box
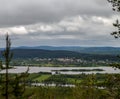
[3,49,120,61]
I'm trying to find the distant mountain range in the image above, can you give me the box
[9,46,120,55]
[1,49,117,61]
[0,46,120,60]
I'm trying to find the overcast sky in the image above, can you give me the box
[0,0,120,47]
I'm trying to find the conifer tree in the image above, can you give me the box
[108,0,120,38]
[1,34,29,99]
[2,34,13,99]
[0,60,3,69]
[108,0,120,69]
[106,1,120,98]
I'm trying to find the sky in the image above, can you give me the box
[0,0,120,47]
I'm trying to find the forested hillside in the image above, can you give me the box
[9,49,120,61]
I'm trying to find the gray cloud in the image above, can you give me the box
[0,0,114,27]
[0,0,119,47]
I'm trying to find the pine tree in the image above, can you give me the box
[1,34,29,99]
[0,60,3,69]
[106,1,120,98]
[108,0,120,69]
[108,0,120,38]
[2,34,13,99]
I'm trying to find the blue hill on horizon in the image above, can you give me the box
[6,46,120,55]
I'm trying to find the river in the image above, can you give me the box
[0,66,120,74]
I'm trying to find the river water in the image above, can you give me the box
[0,66,120,74]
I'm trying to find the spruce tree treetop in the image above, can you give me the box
[108,0,120,38]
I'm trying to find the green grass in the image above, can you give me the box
[67,78,82,84]
[27,73,40,80]
[33,74,51,82]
